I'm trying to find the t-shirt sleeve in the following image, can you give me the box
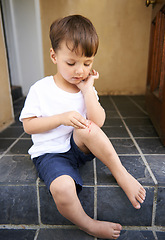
[19,86,42,122]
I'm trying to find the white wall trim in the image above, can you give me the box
[9,0,22,86]
[34,0,44,78]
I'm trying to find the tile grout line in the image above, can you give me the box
[13,96,25,105]
[0,224,78,230]
[152,185,158,227]
[93,158,97,220]
[1,224,164,231]
[93,158,98,240]
[34,229,40,240]
[110,97,158,186]
[0,132,25,160]
[153,231,158,240]
[127,96,148,115]
[36,178,42,225]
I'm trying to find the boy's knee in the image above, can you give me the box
[50,175,76,205]
[74,120,99,138]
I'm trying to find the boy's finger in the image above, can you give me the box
[73,116,88,128]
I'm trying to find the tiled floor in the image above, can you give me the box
[0,95,165,240]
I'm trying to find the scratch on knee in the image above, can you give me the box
[87,121,92,134]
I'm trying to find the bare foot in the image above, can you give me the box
[117,167,146,209]
[85,220,122,239]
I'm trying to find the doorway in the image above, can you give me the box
[0,0,44,98]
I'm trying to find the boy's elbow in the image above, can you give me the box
[23,124,32,135]
[22,119,34,135]
[97,109,106,128]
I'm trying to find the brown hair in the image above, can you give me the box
[49,15,99,57]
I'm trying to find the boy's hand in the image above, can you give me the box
[76,70,99,94]
[61,111,88,129]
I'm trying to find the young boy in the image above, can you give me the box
[20,15,146,239]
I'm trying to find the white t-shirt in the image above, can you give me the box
[20,76,98,158]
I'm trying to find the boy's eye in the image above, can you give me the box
[84,63,91,67]
[67,62,75,66]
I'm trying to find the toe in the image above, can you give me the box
[112,224,122,239]
[135,203,141,209]
[139,189,146,201]
[140,187,146,195]
[113,233,120,239]
[136,194,144,204]
[130,196,141,209]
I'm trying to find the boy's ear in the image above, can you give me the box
[50,48,57,64]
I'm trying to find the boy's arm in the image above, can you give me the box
[83,88,105,127]
[23,111,88,134]
[77,70,105,127]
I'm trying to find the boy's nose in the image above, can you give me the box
[75,66,84,75]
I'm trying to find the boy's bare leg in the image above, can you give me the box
[73,121,146,209]
[50,175,122,239]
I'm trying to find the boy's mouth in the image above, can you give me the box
[73,76,83,79]
[72,77,83,81]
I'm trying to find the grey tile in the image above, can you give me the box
[79,187,94,219]
[96,156,154,185]
[120,109,147,118]
[155,187,165,226]
[136,138,165,154]
[0,155,37,184]
[102,126,129,138]
[145,155,165,185]
[0,229,36,240]
[37,229,94,240]
[104,110,120,119]
[0,127,24,138]
[129,126,158,138]
[97,187,154,226]
[13,97,25,108]
[39,186,69,225]
[99,96,114,110]
[21,132,31,138]
[111,96,147,117]
[39,186,94,225]
[111,139,139,154]
[0,139,15,154]
[8,139,32,154]
[96,158,117,185]
[99,230,155,240]
[11,116,23,127]
[119,156,153,184]
[13,106,23,116]
[156,231,165,240]
[129,95,147,110]
[79,160,94,185]
[124,117,153,126]
[103,118,124,127]
[0,186,38,224]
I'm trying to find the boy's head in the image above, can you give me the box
[49,15,99,57]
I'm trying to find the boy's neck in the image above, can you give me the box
[53,74,80,93]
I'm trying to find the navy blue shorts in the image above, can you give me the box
[33,134,95,193]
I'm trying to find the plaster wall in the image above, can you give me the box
[40,0,152,95]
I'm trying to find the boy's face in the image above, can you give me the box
[50,41,94,85]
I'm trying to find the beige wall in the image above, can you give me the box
[40,0,152,95]
[0,15,14,131]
